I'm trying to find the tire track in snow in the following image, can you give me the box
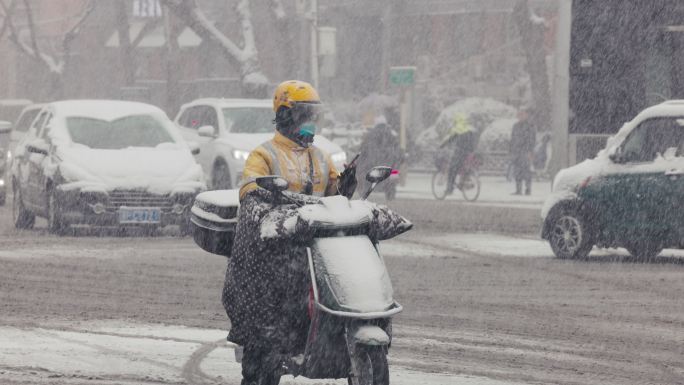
[181,339,225,385]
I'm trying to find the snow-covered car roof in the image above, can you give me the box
[49,100,169,120]
[180,98,271,110]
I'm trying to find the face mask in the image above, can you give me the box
[298,122,317,138]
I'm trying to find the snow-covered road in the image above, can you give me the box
[0,322,525,385]
[3,198,684,385]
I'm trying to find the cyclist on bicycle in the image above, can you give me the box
[440,113,477,195]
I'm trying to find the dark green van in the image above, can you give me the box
[542,101,684,260]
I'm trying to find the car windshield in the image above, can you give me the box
[621,117,684,162]
[66,115,175,149]
[222,107,273,134]
[14,109,40,132]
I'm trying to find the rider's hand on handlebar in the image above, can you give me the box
[337,162,358,199]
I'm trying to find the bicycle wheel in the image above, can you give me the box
[459,170,481,202]
[431,169,449,200]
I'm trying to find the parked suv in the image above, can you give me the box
[174,98,347,189]
[542,100,684,260]
[10,100,206,234]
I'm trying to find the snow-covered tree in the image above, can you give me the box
[116,0,161,87]
[161,0,269,97]
[514,0,551,131]
[0,0,96,98]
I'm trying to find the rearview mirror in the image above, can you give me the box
[366,166,392,184]
[363,166,392,199]
[0,120,11,134]
[256,176,289,194]
[609,147,623,163]
[188,141,200,155]
[27,143,48,156]
[198,125,216,138]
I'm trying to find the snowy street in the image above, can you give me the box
[2,0,684,384]
[393,172,550,209]
[2,194,684,385]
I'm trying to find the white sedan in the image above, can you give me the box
[10,100,206,234]
[174,98,347,189]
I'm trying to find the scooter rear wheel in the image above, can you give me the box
[348,346,389,385]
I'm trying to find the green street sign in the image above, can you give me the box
[389,66,416,86]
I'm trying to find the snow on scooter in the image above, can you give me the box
[190,166,412,385]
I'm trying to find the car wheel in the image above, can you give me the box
[626,241,662,262]
[47,189,66,235]
[212,160,232,190]
[548,209,593,259]
[12,183,35,229]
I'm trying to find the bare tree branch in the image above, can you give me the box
[2,2,53,71]
[160,0,267,94]
[3,0,96,76]
[21,0,41,59]
[0,0,17,40]
[62,0,95,52]
[271,0,286,21]
[131,18,160,48]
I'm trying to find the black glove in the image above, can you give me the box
[337,163,357,199]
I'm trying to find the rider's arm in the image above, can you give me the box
[239,147,273,201]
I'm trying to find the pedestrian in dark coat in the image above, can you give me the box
[509,108,536,195]
[357,115,403,192]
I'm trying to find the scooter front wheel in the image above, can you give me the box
[348,346,389,385]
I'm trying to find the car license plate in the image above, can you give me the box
[119,207,161,224]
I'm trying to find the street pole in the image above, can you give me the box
[550,0,572,174]
[310,0,319,89]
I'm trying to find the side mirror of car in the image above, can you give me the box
[0,121,11,134]
[198,125,217,138]
[609,147,623,163]
[188,141,200,155]
[362,166,392,199]
[26,140,48,156]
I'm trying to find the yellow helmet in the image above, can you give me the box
[273,80,320,112]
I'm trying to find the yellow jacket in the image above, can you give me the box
[239,132,339,200]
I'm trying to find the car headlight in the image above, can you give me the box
[331,152,347,164]
[232,150,250,161]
